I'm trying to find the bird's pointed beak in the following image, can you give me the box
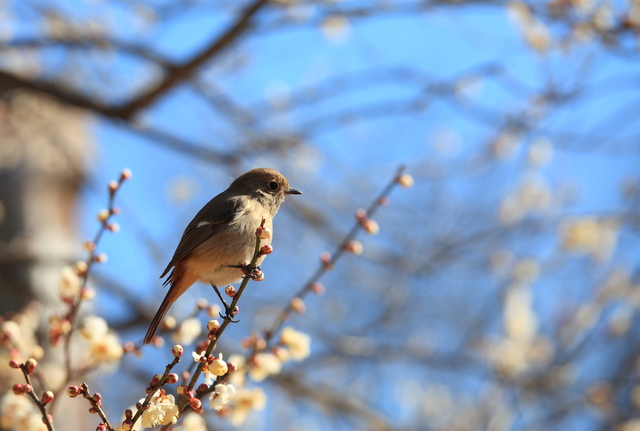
[286,188,302,195]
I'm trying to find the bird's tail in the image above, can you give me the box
[144,265,197,345]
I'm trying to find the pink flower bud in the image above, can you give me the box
[227,361,238,373]
[8,359,20,369]
[25,358,37,373]
[120,168,132,182]
[310,282,325,295]
[12,384,24,395]
[111,207,121,215]
[290,297,306,314]
[320,251,333,269]
[93,393,102,403]
[355,208,367,221]
[256,226,272,239]
[108,180,119,194]
[94,253,108,263]
[251,269,264,281]
[166,373,178,384]
[181,371,190,381]
[22,384,32,394]
[97,424,107,431]
[224,285,237,297]
[189,397,202,410]
[88,407,97,414]
[67,385,81,398]
[41,391,54,405]
[45,414,54,425]
[260,244,273,255]
[80,286,95,301]
[196,383,208,393]
[149,375,161,386]
[207,320,220,332]
[379,196,390,206]
[124,409,133,419]
[172,344,184,357]
[192,404,204,414]
[121,419,133,431]
[196,298,208,309]
[107,223,120,233]
[344,240,363,255]
[362,219,379,235]
[75,260,89,274]
[145,386,154,394]
[82,240,96,252]
[396,173,414,188]
[177,385,189,395]
[151,336,164,348]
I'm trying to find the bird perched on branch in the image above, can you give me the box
[144,168,301,345]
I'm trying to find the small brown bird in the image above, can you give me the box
[144,168,301,345]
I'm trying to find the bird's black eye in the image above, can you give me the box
[268,181,279,191]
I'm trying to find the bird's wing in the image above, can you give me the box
[160,193,244,279]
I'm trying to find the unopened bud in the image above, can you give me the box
[189,397,202,411]
[260,244,273,255]
[150,374,162,386]
[146,386,154,394]
[41,391,54,405]
[75,260,89,274]
[227,361,238,373]
[181,371,190,381]
[120,168,132,182]
[207,320,220,332]
[8,359,20,369]
[151,336,164,348]
[96,424,107,431]
[290,297,306,314]
[310,282,325,295]
[121,419,133,431]
[124,409,133,419]
[379,196,390,206]
[251,269,264,281]
[94,253,108,263]
[256,227,272,239]
[25,358,37,373]
[206,304,221,318]
[224,285,237,297]
[344,240,363,255]
[80,286,95,301]
[192,404,204,414]
[108,180,119,194]
[196,298,208,309]
[88,407,97,414]
[107,223,120,233]
[82,240,96,252]
[362,219,379,235]
[172,344,184,357]
[97,209,110,223]
[396,173,414,188]
[320,251,333,269]
[45,414,54,425]
[177,385,190,395]
[12,384,24,395]
[355,208,367,221]
[67,385,82,398]
[209,357,228,376]
[22,384,32,394]
[196,383,208,394]
[166,373,178,384]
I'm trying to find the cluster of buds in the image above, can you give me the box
[207,320,220,341]
[89,392,103,413]
[12,383,32,395]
